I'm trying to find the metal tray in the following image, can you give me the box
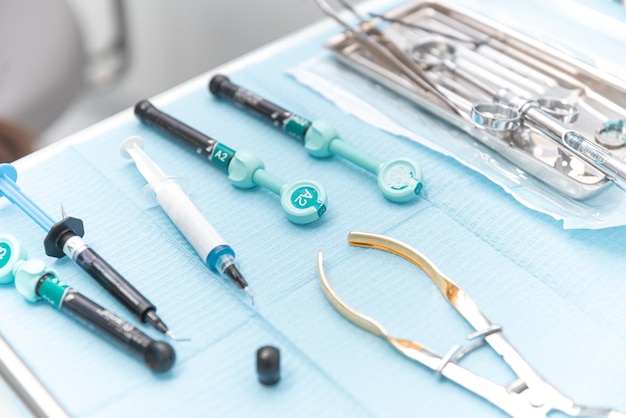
[324,0,626,199]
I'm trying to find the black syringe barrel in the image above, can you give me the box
[49,223,156,321]
[45,218,171,336]
[135,99,217,157]
[209,74,311,142]
[58,290,175,373]
[209,74,293,125]
[73,246,156,321]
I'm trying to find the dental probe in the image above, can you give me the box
[0,164,176,339]
[120,136,253,302]
[209,74,423,203]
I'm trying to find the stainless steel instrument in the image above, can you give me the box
[317,232,626,417]
[318,0,626,199]
[0,333,70,418]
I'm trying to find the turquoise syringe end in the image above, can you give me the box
[280,180,327,224]
[227,150,328,224]
[14,259,52,303]
[303,121,422,203]
[0,234,55,302]
[0,234,26,284]
[376,159,423,203]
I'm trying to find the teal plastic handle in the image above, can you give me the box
[303,120,422,203]
[0,234,61,303]
[227,150,327,224]
[0,234,27,285]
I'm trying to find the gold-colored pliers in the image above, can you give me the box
[317,231,625,418]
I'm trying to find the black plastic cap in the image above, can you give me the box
[256,345,280,386]
[208,74,230,96]
[43,216,84,258]
[134,99,154,117]
[144,341,176,373]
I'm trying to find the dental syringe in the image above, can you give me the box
[0,164,176,339]
[209,74,423,203]
[134,100,327,225]
[0,234,176,373]
[120,136,253,302]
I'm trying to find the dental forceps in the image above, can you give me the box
[314,0,464,117]
[406,40,626,187]
[316,232,626,418]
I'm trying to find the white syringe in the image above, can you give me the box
[120,136,253,302]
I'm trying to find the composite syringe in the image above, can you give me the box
[209,74,423,203]
[0,164,175,338]
[120,136,252,302]
[134,100,327,225]
[0,234,176,373]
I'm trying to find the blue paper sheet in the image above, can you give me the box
[1,0,626,416]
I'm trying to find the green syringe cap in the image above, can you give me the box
[14,259,55,303]
[0,234,27,284]
[377,159,423,203]
[281,180,328,224]
[227,150,265,189]
[227,150,328,224]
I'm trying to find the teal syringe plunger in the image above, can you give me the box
[120,136,253,302]
[0,234,176,373]
[209,74,423,203]
[0,163,176,339]
[134,100,327,224]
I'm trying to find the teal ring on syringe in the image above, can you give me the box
[134,100,327,224]
[209,74,423,203]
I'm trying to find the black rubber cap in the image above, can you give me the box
[256,345,280,385]
[134,99,153,117]
[144,341,176,373]
[208,74,230,95]
[43,217,84,258]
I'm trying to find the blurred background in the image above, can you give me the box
[0,0,345,162]
[1,0,621,163]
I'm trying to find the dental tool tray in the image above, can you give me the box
[324,0,626,199]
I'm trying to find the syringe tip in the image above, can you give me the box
[144,309,170,335]
[223,264,249,290]
[244,287,254,305]
[166,330,191,342]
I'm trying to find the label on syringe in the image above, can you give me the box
[233,88,263,107]
[63,235,89,261]
[39,276,69,309]
[211,143,236,171]
[283,114,311,140]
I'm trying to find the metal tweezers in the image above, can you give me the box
[314,0,466,117]
[317,232,626,417]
